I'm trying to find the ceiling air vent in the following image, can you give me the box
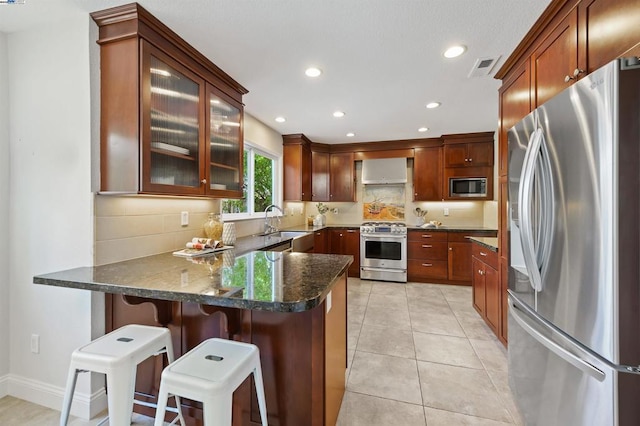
[468,56,501,78]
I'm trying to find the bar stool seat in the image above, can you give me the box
[154,338,268,426]
[60,324,184,426]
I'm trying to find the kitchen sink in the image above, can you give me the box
[258,231,314,252]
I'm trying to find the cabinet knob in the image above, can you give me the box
[480,251,487,257]
[449,247,453,251]
[201,179,207,184]
[564,75,575,83]
[468,158,472,162]
[478,269,484,275]
[464,158,469,162]
[573,68,585,77]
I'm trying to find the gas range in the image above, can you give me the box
[360,222,407,235]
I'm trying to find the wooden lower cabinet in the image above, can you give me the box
[329,228,360,277]
[407,230,448,281]
[471,242,500,337]
[447,241,473,282]
[105,274,348,426]
[313,228,328,254]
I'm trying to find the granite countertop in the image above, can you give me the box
[468,237,499,252]
[406,225,498,233]
[33,250,353,313]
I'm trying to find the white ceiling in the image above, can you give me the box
[0,0,551,144]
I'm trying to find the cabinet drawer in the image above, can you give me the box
[408,259,448,280]
[408,230,448,242]
[407,241,448,261]
[472,243,498,269]
[447,231,496,243]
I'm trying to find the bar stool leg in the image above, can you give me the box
[153,381,169,426]
[59,368,80,426]
[253,364,268,426]
[105,367,137,425]
[202,393,232,426]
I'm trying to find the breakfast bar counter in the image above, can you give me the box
[34,250,352,426]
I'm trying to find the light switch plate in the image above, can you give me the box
[181,211,189,226]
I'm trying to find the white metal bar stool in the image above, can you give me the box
[60,324,185,426]
[154,338,268,426]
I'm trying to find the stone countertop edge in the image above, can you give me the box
[33,252,353,313]
[468,237,499,252]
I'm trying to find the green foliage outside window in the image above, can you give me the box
[222,148,274,214]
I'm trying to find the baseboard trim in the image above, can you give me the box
[6,374,107,420]
[0,373,8,398]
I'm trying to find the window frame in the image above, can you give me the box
[221,141,282,221]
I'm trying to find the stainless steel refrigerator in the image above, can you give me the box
[508,57,640,425]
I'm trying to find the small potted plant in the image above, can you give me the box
[314,203,329,226]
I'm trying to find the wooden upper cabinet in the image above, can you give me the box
[578,0,640,74]
[311,149,330,202]
[533,8,579,107]
[442,133,494,168]
[498,60,532,177]
[92,3,247,197]
[413,146,442,201]
[330,152,355,202]
[283,134,312,201]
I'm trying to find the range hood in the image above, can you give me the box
[361,158,407,184]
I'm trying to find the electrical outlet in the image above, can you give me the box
[443,207,450,216]
[180,211,189,226]
[31,334,40,354]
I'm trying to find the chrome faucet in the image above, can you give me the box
[264,204,284,235]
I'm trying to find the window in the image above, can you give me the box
[222,142,280,219]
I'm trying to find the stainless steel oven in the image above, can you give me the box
[360,222,407,282]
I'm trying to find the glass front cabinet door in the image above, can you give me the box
[141,42,206,195]
[206,84,244,198]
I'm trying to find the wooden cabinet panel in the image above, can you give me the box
[408,230,448,242]
[443,144,468,167]
[533,8,578,106]
[472,258,486,313]
[408,259,448,281]
[311,150,330,202]
[283,138,312,201]
[330,152,355,202]
[448,241,473,282]
[408,241,448,261]
[500,257,509,345]
[499,176,509,260]
[413,147,443,201]
[313,229,328,254]
[499,61,531,177]
[329,228,360,277]
[484,264,499,331]
[471,243,498,270]
[444,142,494,168]
[579,0,640,74]
[324,275,347,426]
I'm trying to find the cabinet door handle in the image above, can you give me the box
[573,68,585,77]
[478,269,484,275]
[201,179,207,184]
[422,235,432,238]
[480,251,487,257]
[422,263,433,267]
[564,74,575,83]
[422,244,432,248]
[464,158,469,162]
[468,158,473,162]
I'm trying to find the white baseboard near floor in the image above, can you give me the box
[0,374,8,398]
[6,374,107,420]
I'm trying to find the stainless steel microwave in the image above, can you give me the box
[449,177,487,198]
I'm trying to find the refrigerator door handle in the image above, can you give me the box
[518,128,544,292]
[509,296,606,382]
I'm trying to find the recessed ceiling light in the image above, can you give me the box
[346,132,355,137]
[444,45,466,58]
[426,102,441,109]
[305,67,322,77]
[333,111,345,118]
[275,116,286,123]
[418,127,429,132]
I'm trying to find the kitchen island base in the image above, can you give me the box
[105,273,347,426]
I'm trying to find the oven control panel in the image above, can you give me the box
[360,222,407,235]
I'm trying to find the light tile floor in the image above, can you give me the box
[0,278,523,426]
[336,278,524,426]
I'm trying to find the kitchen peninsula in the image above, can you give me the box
[34,249,352,426]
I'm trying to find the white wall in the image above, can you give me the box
[6,16,98,416]
[0,31,10,396]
